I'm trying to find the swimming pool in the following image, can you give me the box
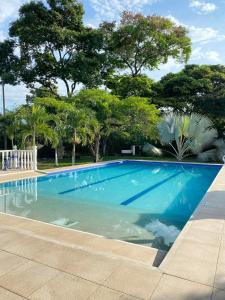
[0,160,221,250]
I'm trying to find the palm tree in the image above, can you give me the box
[18,104,55,147]
[5,111,20,148]
[0,111,20,148]
[51,113,67,166]
[158,112,218,161]
[67,107,91,165]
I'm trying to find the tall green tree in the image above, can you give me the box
[67,107,93,165]
[154,64,225,110]
[154,64,225,133]
[75,89,120,162]
[34,97,70,166]
[119,97,160,145]
[18,104,56,147]
[100,12,191,77]
[9,0,111,97]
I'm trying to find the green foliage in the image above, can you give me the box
[0,111,20,148]
[119,96,160,145]
[0,39,18,85]
[9,0,111,96]
[155,64,225,110]
[26,85,59,104]
[74,89,120,161]
[158,112,218,161]
[106,74,154,98]
[100,12,191,76]
[17,104,56,147]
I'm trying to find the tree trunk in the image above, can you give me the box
[32,131,36,147]
[95,135,100,163]
[72,143,76,165]
[55,148,59,166]
[2,82,7,149]
[72,129,76,165]
[102,138,107,156]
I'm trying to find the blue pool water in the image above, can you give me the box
[0,161,221,250]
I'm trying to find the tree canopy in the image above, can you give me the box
[106,74,154,98]
[100,12,191,76]
[155,64,225,111]
[9,0,111,96]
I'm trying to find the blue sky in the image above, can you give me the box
[0,0,225,111]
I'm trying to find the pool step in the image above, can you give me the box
[0,212,167,267]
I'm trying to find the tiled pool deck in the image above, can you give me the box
[0,162,224,299]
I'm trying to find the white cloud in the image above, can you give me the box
[189,0,217,14]
[89,0,159,21]
[167,15,225,44]
[191,47,221,62]
[189,25,225,43]
[0,0,25,23]
[205,50,221,61]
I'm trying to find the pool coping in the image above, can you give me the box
[0,160,224,299]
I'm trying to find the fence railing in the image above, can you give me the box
[0,146,37,171]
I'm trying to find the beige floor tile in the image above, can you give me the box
[212,289,225,300]
[30,272,98,300]
[32,225,95,246]
[161,243,218,286]
[82,236,123,253]
[0,230,24,249]
[0,234,52,259]
[189,217,224,234]
[113,242,166,266]
[210,183,225,191]
[0,287,25,300]
[35,243,120,283]
[0,261,59,297]
[181,227,221,246]
[89,286,140,300]
[214,263,225,290]
[0,250,27,277]
[174,240,219,264]
[104,262,161,300]
[214,242,225,290]
[218,243,225,264]
[212,176,225,186]
[151,274,212,300]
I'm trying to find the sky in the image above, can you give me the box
[0,0,225,111]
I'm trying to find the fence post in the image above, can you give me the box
[33,146,37,171]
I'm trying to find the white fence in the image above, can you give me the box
[0,146,37,171]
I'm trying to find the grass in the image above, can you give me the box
[37,155,198,170]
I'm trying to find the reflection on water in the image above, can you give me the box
[145,220,180,247]
[0,162,220,251]
[0,177,37,217]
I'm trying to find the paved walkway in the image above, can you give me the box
[0,163,224,299]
